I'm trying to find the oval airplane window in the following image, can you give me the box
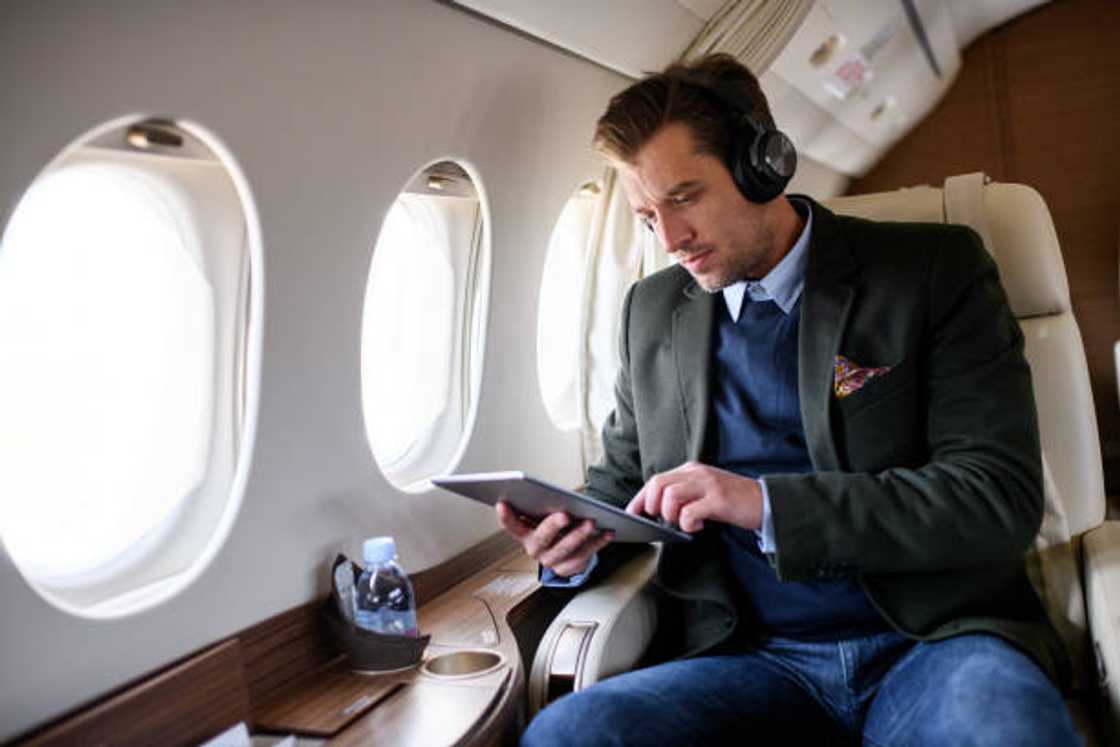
[536,180,602,431]
[361,160,490,491]
[0,117,262,618]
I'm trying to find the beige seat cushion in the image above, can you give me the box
[1025,457,1093,692]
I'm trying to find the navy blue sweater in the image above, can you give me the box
[706,296,885,640]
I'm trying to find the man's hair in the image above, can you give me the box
[593,53,775,164]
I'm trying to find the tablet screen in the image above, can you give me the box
[433,471,691,544]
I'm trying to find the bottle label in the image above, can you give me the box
[354,564,418,637]
[354,608,418,637]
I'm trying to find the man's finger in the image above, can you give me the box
[524,512,570,558]
[550,530,615,578]
[640,474,665,518]
[495,502,532,539]
[629,462,700,516]
[661,481,702,525]
[679,496,717,533]
[642,470,691,518]
[539,519,597,568]
[626,489,646,515]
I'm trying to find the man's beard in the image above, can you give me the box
[689,235,775,293]
[684,252,749,293]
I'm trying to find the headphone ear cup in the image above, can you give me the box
[746,129,797,203]
[728,130,763,203]
[728,126,793,203]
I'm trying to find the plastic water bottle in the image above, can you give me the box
[354,537,418,637]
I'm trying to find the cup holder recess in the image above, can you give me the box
[422,649,505,679]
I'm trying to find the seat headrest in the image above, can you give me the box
[823,176,1070,319]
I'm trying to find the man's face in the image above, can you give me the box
[616,122,784,292]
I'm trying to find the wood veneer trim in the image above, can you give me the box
[239,602,337,709]
[18,639,251,747]
[988,30,1017,182]
[253,665,404,736]
[411,531,520,607]
[9,531,527,745]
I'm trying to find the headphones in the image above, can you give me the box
[667,73,797,203]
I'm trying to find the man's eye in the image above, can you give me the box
[640,216,655,232]
[671,193,693,206]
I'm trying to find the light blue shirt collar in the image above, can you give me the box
[722,197,812,320]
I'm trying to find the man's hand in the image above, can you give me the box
[625,461,763,533]
[495,502,614,578]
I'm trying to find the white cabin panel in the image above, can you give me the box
[0,0,626,738]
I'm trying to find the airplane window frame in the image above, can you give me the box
[360,158,491,493]
[0,116,263,619]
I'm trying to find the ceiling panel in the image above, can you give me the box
[452,0,703,78]
[677,0,728,22]
[451,0,1053,177]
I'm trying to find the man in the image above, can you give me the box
[498,53,1077,744]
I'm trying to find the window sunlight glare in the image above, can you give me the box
[362,195,455,469]
[0,164,214,583]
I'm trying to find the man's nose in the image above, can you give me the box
[657,213,695,254]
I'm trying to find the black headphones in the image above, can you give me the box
[668,73,797,204]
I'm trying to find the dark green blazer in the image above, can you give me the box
[585,197,1067,686]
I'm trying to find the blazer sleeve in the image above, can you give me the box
[584,283,645,508]
[766,227,1044,582]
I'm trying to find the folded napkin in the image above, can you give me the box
[834,355,892,398]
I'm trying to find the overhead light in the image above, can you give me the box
[809,34,845,68]
[870,97,897,121]
[577,181,601,198]
[419,161,476,198]
[125,122,183,150]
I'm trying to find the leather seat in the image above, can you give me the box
[529,174,1118,745]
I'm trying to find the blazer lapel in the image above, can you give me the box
[673,283,715,461]
[798,199,859,472]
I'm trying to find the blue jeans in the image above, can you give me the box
[521,631,1079,746]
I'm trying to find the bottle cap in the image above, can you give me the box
[363,536,397,564]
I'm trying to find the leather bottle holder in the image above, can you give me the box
[325,554,430,672]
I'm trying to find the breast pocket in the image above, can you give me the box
[835,357,924,471]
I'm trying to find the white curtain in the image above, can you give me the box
[577,170,667,472]
[682,0,814,74]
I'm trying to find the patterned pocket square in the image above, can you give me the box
[834,355,892,398]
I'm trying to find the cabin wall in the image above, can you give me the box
[0,0,628,738]
[849,0,1120,504]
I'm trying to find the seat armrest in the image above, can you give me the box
[1083,520,1120,741]
[528,545,660,715]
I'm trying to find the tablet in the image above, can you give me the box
[432,471,692,544]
